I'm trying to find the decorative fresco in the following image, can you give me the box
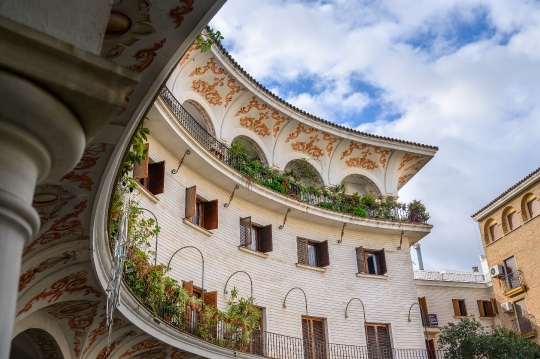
[60,143,107,191]
[179,42,199,67]
[339,141,393,171]
[168,0,194,28]
[396,153,426,189]
[32,185,76,227]
[95,330,138,359]
[129,38,167,73]
[290,134,324,158]
[24,328,64,359]
[239,113,271,137]
[118,338,168,359]
[19,251,77,291]
[82,316,126,358]
[322,132,339,157]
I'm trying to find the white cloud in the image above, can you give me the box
[210,0,540,272]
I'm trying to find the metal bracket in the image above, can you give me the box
[338,223,347,243]
[397,230,404,250]
[279,208,291,229]
[171,150,190,174]
[224,185,240,208]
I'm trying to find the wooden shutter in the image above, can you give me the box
[240,217,252,246]
[419,297,428,315]
[259,224,273,253]
[185,186,196,218]
[203,291,218,307]
[183,280,194,296]
[491,298,499,315]
[148,161,165,195]
[508,212,519,230]
[203,200,219,230]
[356,247,366,273]
[528,199,540,218]
[297,238,309,265]
[378,249,387,275]
[377,325,392,355]
[477,300,486,317]
[133,143,149,179]
[487,300,495,317]
[317,240,330,267]
[365,324,377,351]
[452,299,460,316]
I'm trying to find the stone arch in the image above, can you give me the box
[341,174,382,197]
[182,99,217,137]
[284,158,325,188]
[332,167,385,196]
[521,192,539,222]
[11,328,65,359]
[501,206,519,233]
[483,218,500,245]
[231,135,269,166]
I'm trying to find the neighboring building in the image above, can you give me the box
[472,167,540,342]
[414,263,496,350]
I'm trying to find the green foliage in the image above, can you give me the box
[196,29,224,53]
[122,120,149,177]
[438,317,540,359]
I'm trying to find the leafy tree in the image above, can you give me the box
[195,29,224,52]
[438,317,540,359]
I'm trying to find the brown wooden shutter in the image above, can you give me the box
[452,299,460,316]
[203,291,218,307]
[259,224,273,253]
[491,299,499,315]
[297,238,309,265]
[185,186,196,218]
[240,217,252,246]
[133,143,149,179]
[312,319,325,342]
[377,325,392,354]
[419,297,428,315]
[378,249,387,275]
[148,161,165,195]
[508,212,519,230]
[356,247,366,273]
[477,300,486,317]
[487,301,495,317]
[183,280,194,296]
[365,324,377,350]
[317,240,330,267]
[203,200,219,230]
[528,199,540,218]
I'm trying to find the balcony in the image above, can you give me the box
[159,87,430,225]
[511,314,537,338]
[502,271,527,297]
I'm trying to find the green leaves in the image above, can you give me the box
[122,119,150,177]
[195,29,224,53]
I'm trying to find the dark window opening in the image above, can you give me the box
[239,217,273,253]
[453,299,467,316]
[297,238,329,268]
[185,186,218,230]
[133,144,165,195]
[356,247,387,275]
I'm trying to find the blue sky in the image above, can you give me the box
[210,0,540,272]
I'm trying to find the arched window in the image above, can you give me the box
[484,218,501,244]
[521,193,540,222]
[342,174,382,197]
[502,206,520,233]
[231,136,268,166]
[183,99,216,136]
[284,159,324,188]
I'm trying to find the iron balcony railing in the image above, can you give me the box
[502,270,525,293]
[511,314,536,335]
[159,87,429,224]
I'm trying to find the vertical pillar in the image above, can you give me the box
[0,70,85,359]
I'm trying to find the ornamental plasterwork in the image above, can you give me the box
[235,96,290,138]
[239,113,271,137]
[345,148,378,170]
[339,141,393,170]
[179,42,199,67]
[286,124,317,142]
[322,132,339,157]
[192,77,224,106]
[396,153,426,189]
[398,153,424,170]
[290,134,324,158]
[373,147,393,168]
[398,174,414,187]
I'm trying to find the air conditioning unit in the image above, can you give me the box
[501,302,514,313]
[490,264,505,278]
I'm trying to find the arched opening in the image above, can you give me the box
[182,99,216,136]
[231,136,268,165]
[502,206,520,233]
[342,174,381,197]
[284,159,324,188]
[11,328,64,359]
[521,193,540,222]
[483,218,500,245]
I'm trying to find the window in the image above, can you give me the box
[297,238,329,268]
[489,223,499,242]
[239,217,273,253]
[248,306,265,356]
[302,317,326,359]
[514,299,533,334]
[504,255,521,289]
[356,247,387,275]
[477,300,495,317]
[133,144,166,195]
[185,186,218,230]
[526,197,540,220]
[506,211,519,231]
[452,299,467,316]
[182,281,218,328]
[365,323,392,359]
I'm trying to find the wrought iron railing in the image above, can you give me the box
[502,271,525,292]
[511,314,536,335]
[414,270,486,283]
[159,87,428,224]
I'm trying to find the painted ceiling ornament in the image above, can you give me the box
[322,132,339,157]
[340,141,369,160]
[168,0,194,28]
[291,134,324,158]
[398,153,424,170]
[129,38,167,73]
[101,0,156,60]
[32,184,76,227]
[82,316,126,358]
[179,42,199,67]
[191,77,225,106]
[345,149,378,170]
[19,251,77,292]
[286,123,317,143]
[271,110,289,138]
[118,338,168,359]
[25,329,64,359]
[398,174,414,187]
[373,146,393,168]
[96,330,137,359]
[106,183,133,346]
[403,159,424,172]
[224,76,246,108]
[235,96,269,116]
[189,57,227,76]
[239,112,271,137]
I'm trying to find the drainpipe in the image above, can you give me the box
[413,243,424,270]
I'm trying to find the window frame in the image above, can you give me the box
[364,250,381,275]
